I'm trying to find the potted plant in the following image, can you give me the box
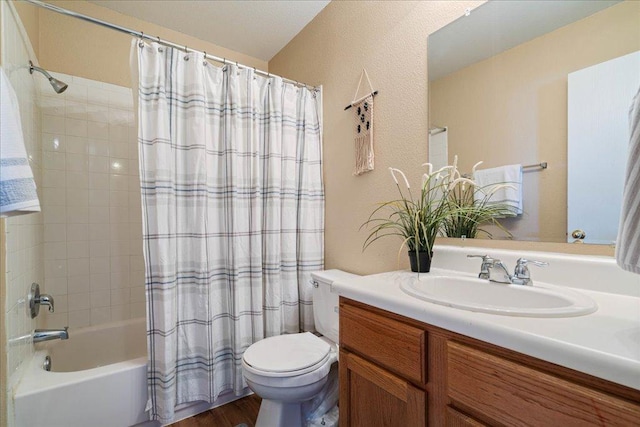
[362,159,515,272]
[441,166,516,239]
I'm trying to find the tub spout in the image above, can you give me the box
[34,327,69,343]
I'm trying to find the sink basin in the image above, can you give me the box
[400,274,597,317]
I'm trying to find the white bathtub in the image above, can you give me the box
[14,318,149,427]
[13,318,253,427]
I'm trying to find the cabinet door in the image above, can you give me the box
[340,349,426,427]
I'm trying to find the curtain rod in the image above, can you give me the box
[23,0,317,90]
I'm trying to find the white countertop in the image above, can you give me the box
[333,268,640,391]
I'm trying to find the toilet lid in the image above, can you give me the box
[243,332,331,374]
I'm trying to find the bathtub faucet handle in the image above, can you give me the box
[37,294,55,313]
[28,283,55,318]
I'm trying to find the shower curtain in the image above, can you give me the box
[133,41,324,423]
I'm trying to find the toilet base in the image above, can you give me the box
[255,399,302,427]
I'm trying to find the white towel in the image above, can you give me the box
[0,67,40,216]
[473,164,523,215]
[616,86,640,274]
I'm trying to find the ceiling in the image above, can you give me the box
[89,0,331,61]
[428,0,621,81]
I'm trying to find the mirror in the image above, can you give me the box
[428,0,640,244]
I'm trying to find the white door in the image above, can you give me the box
[567,51,640,244]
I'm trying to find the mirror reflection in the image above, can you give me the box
[428,0,640,244]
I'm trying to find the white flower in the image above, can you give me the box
[389,167,411,189]
[421,162,434,176]
[472,161,483,174]
[448,177,476,192]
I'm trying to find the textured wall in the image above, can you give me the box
[269,0,485,274]
[17,0,268,88]
[269,0,616,275]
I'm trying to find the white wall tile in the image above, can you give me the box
[87,120,109,139]
[88,139,109,156]
[67,206,89,224]
[110,158,129,174]
[44,223,66,242]
[90,290,110,308]
[89,206,109,224]
[130,302,146,319]
[66,188,89,207]
[67,258,90,276]
[44,205,66,224]
[43,151,66,170]
[89,189,109,207]
[42,133,65,152]
[110,305,130,322]
[90,307,111,325]
[90,257,110,274]
[68,309,90,328]
[67,223,89,242]
[45,277,68,295]
[29,70,141,344]
[89,224,109,241]
[42,114,66,134]
[66,240,89,259]
[90,273,111,291]
[65,118,88,138]
[42,169,66,188]
[66,153,88,172]
[66,171,89,189]
[89,172,109,190]
[67,274,90,294]
[129,286,145,303]
[65,136,88,154]
[68,292,90,311]
[43,187,66,206]
[44,242,67,260]
[110,288,130,305]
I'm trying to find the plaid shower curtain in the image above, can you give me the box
[133,40,324,423]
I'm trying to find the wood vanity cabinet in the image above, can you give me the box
[338,297,640,427]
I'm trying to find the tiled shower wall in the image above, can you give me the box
[1,1,42,422]
[37,72,145,329]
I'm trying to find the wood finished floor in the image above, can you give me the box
[169,395,261,427]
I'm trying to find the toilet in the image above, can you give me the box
[241,269,358,427]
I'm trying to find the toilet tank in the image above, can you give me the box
[310,269,359,344]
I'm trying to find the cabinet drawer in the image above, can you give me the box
[445,407,486,427]
[447,341,640,426]
[340,301,426,384]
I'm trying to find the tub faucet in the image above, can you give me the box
[33,327,69,343]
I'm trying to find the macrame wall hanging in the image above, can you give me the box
[345,69,378,176]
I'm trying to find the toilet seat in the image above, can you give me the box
[243,332,332,378]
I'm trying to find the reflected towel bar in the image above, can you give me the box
[463,162,547,178]
[523,162,548,170]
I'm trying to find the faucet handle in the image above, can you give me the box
[515,258,548,270]
[467,254,494,262]
[467,254,495,279]
[37,294,55,313]
[513,258,548,285]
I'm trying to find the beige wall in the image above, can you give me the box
[431,1,640,243]
[16,0,267,88]
[269,1,485,274]
[270,0,619,274]
[11,1,37,57]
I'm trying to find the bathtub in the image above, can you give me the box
[14,318,149,427]
[13,318,254,427]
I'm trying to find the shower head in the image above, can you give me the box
[29,61,68,94]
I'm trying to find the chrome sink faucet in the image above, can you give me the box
[33,327,69,343]
[467,255,548,286]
